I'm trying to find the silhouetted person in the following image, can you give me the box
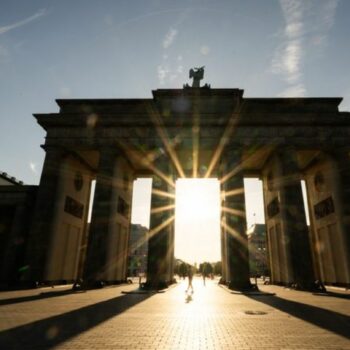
[186,265,194,293]
[202,265,206,286]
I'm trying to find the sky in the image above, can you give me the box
[0,0,348,262]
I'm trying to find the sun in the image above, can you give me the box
[174,178,221,264]
[175,179,217,219]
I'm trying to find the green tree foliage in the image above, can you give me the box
[213,261,222,275]
[198,261,222,275]
[199,262,213,276]
[179,262,188,277]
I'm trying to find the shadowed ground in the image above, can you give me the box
[0,277,349,349]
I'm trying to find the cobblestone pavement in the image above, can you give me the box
[0,277,349,349]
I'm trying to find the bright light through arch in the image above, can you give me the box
[174,178,221,265]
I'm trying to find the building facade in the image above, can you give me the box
[247,224,268,277]
[0,172,37,288]
[127,224,148,276]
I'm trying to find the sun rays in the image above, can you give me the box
[90,95,270,283]
[146,102,186,179]
[221,206,246,218]
[151,204,176,214]
[220,220,248,248]
[192,109,200,178]
[122,96,262,255]
[204,110,241,179]
[148,215,175,240]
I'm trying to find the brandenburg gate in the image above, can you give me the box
[13,70,350,290]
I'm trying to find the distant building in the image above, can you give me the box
[247,224,269,277]
[0,171,37,288]
[0,172,24,186]
[127,224,148,276]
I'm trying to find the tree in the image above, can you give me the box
[213,261,222,275]
[199,262,213,276]
[179,262,188,278]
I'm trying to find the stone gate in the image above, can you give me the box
[6,86,350,290]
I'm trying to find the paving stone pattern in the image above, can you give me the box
[0,278,349,349]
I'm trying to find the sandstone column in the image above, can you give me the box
[25,147,64,283]
[83,149,118,287]
[332,149,350,277]
[145,159,175,289]
[223,148,251,290]
[278,147,315,288]
[220,206,228,283]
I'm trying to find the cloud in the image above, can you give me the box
[158,25,185,84]
[271,40,302,83]
[309,0,339,47]
[285,21,303,38]
[272,0,304,86]
[29,162,37,174]
[162,27,177,49]
[157,64,170,85]
[272,0,339,96]
[157,63,185,85]
[0,8,47,35]
[319,0,339,29]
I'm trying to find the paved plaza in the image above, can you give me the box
[0,277,349,349]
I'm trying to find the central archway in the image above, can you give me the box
[174,178,221,265]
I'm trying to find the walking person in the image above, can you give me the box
[202,265,206,286]
[186,264,194,293]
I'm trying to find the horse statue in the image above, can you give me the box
[189,66,205,88]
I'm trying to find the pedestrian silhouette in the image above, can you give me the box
[186,264,194,293]
[202,264,207,286]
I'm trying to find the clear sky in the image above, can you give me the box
[0,0,348,261]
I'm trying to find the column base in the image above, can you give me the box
[289,280,327,292]
[81,279,106,290]
[218,277,227,285]
[0,280,41,291]
[141,279,175,291]
[228,280,257,291]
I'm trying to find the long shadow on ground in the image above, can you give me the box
[0,290,153,349]
[313,291,350,300]
[247,294,350,339]
[0,288,78,306]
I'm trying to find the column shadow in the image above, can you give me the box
[247,294,350,339]
[0,289,80,306]
[0,291,153,349]
[313,291,350,300]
